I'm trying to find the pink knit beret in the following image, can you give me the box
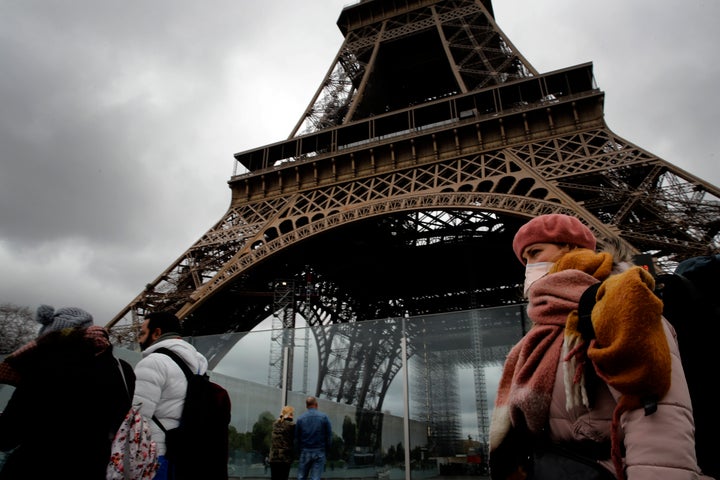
[512,214,596,263]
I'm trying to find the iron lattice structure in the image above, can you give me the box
[106,0,720,454]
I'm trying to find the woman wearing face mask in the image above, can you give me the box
[488,214,710,480]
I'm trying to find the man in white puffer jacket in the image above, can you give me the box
[132,311,209,480]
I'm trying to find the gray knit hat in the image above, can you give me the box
[36,304,94,337]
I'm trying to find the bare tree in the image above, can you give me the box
[0,303,38,354]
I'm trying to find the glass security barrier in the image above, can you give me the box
[0,305,529,479]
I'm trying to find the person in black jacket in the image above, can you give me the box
[0,305,134,479]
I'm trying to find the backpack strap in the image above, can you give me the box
[115,358,132,401]
[153,347,194,381]
[150,347,193,432]
[577,282,601,340]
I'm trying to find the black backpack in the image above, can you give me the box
[579,254,719,479]
[152,347,231,480]
[654,254,720,479]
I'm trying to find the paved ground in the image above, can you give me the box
[232,476,489,480]
[231,466,489,480]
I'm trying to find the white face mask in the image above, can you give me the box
[523,262,553,297]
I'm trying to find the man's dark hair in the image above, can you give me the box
[145,311,183,336]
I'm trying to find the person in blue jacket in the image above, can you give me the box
[294,396,332,480]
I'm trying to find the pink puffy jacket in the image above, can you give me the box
[547,318,713,479]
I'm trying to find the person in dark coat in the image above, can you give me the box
[269,405,296,480]
[0,305,134,479]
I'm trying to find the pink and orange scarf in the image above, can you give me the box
[489,250,670,480]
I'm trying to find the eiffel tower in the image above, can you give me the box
[107,0,719,417]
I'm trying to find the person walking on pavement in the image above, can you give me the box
[269,405,296,480]
[0,305,134,479]
[295,396,332,480]
[132,311,210,480]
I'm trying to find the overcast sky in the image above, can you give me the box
[1,0,719,327]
